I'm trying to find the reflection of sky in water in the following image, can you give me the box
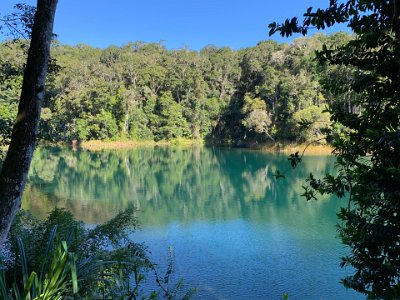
[24,146,362,299]
[134,220,360,299]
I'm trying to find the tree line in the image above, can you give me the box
[2,0,400,298]
[0,32,355,145]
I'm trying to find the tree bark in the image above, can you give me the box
[0,0,58,248]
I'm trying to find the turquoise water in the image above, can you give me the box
[24,146,362,299]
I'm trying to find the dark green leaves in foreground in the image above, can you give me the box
[270,0,400,298]
[268,1,350,37]
[2,208,194,299]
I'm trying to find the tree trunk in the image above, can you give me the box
[0,0,58,248]
[264,128,275,141]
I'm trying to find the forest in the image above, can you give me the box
[0,32,354,146]
[2,0,400,298]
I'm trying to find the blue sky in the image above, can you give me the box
[0,0,350,50]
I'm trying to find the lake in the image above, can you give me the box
[23,146,362,299]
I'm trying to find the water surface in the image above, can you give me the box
[23,146,362,299]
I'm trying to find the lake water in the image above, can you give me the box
[23,146,363,299]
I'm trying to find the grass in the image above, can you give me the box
[31,138,334,154]
[72,139,333,154]
[249,141,334,154]
[71,138,204,151]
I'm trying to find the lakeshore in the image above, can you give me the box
[67,139,334,154]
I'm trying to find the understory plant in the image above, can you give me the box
[0,208,195,299]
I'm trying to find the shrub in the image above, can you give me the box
[1,208,195,299]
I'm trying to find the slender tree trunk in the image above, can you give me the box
[264,128,275,141]
[0,0,58,248]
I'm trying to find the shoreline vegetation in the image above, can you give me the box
[63,139,334,154]
[3,139,334,154]
[1,32,354,151]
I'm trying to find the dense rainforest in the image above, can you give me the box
[0,32,355,145]
[2,0,400,298]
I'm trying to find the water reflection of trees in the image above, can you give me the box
[23,147,340,230]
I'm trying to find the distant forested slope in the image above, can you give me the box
[0,32,356,145]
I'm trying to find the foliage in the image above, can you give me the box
[155,92,190,140]
[1,208,194,299]
[0,238,78,300]
[270,0,400,298]
[0,3,36,39]
[0,42,24,147]
[0,32,357,145]
[291,105,330,143]
[241,93,273,140]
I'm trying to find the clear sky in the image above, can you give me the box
[0,0,350,50]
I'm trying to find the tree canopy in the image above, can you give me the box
[270,0,400,298]
[0,32,355,146]
[3,0,399,298]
